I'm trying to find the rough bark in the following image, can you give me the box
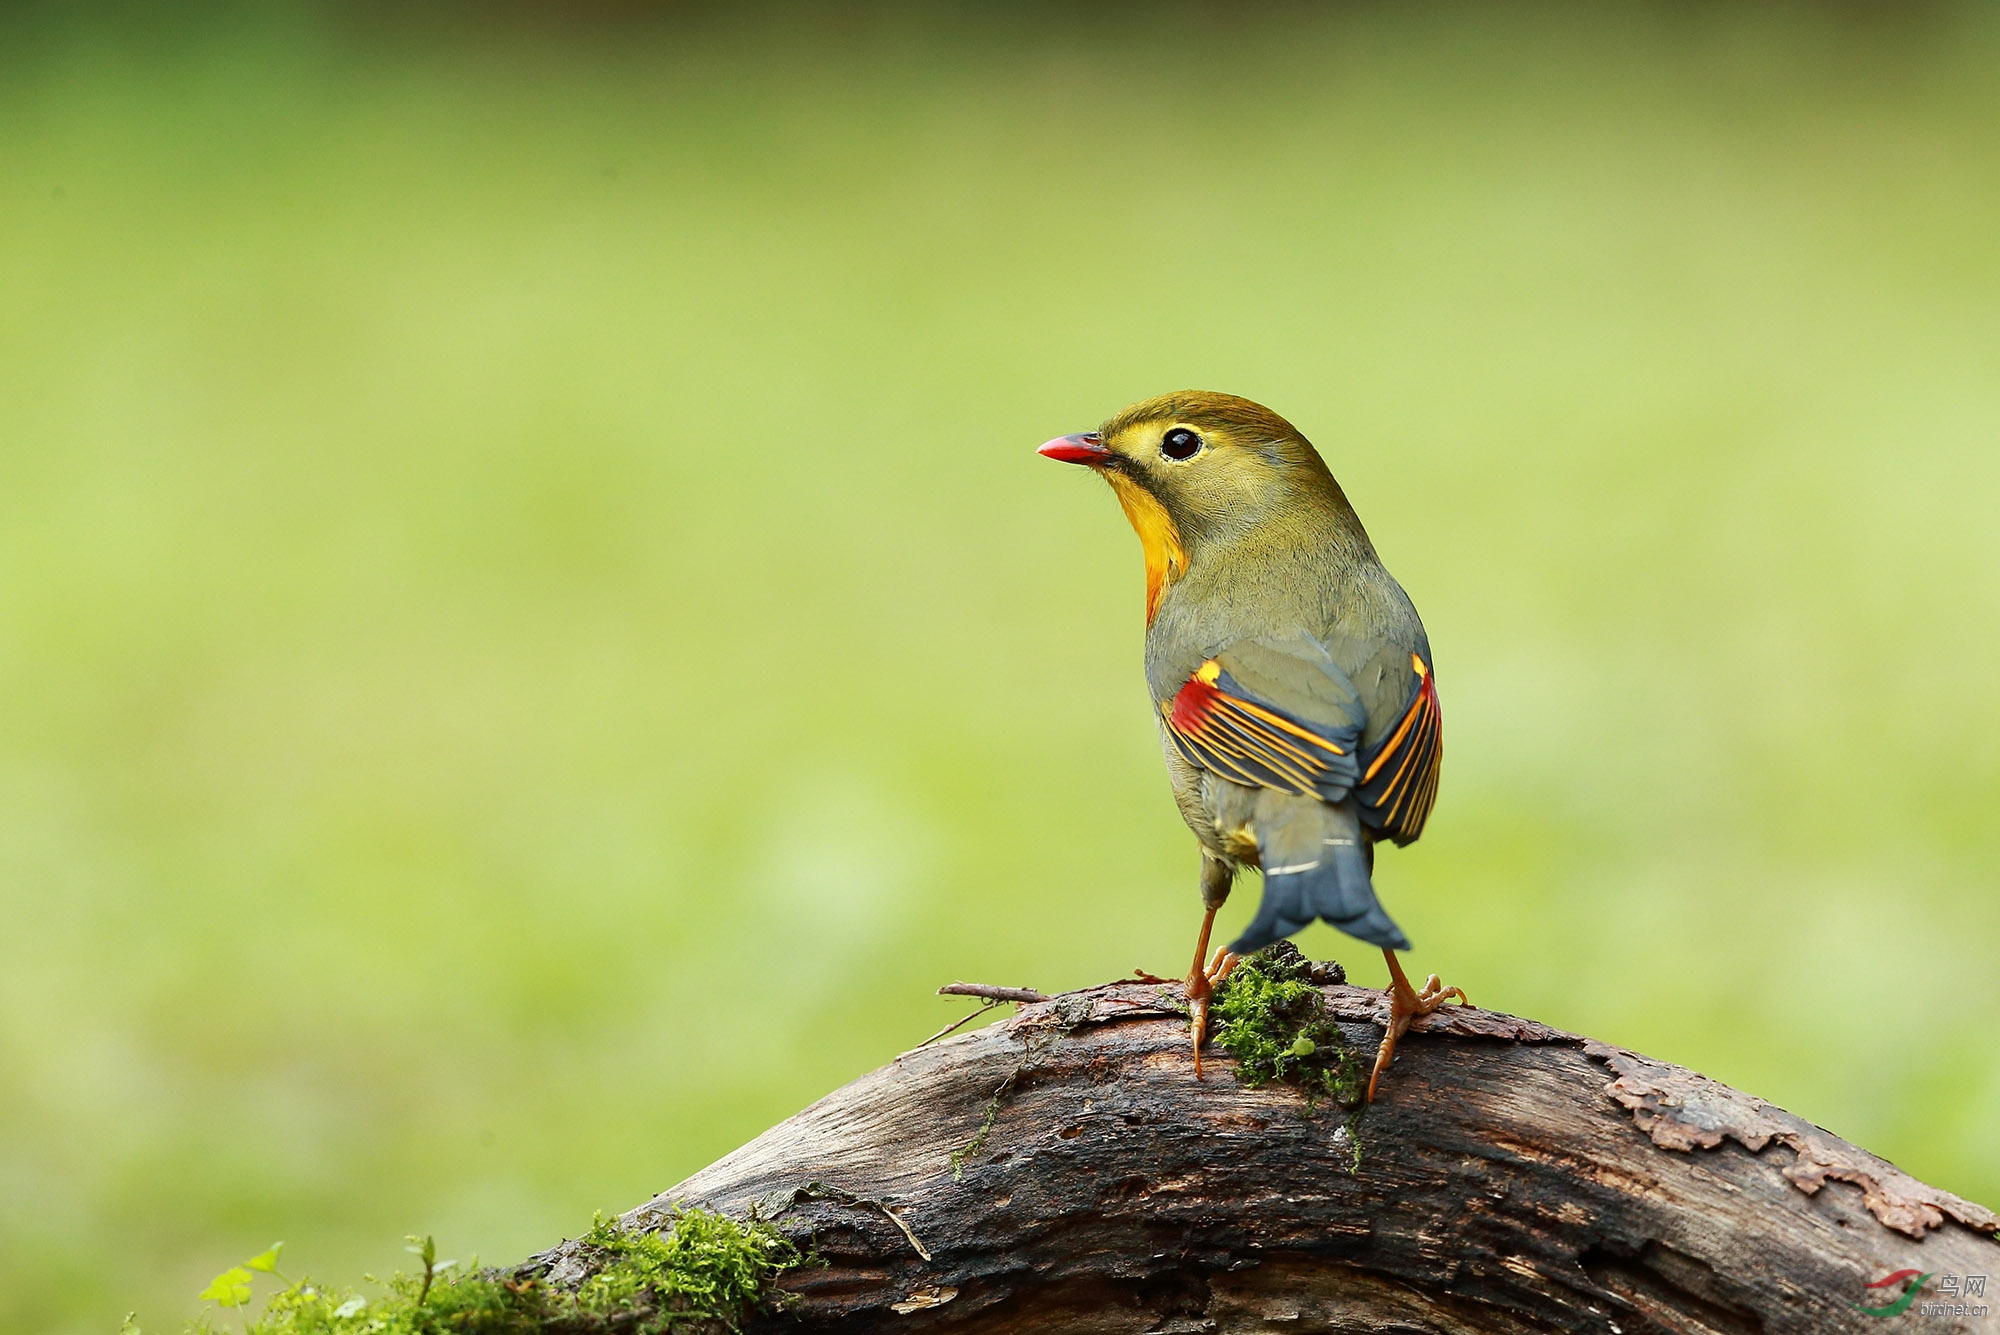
[526,979,1998,1335]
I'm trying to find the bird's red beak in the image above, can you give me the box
[1038,432,1110,465]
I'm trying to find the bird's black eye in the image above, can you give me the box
[1161,427,1202,461]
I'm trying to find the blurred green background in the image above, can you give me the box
[4,3,1998,1330]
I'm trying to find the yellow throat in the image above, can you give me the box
[1105,471,1187,625]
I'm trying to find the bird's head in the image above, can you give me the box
[1039,390,1350,622]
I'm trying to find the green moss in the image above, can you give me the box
[188,1210,799,1335]
[570,1210,797,1329]
[1210,943,1367,1113]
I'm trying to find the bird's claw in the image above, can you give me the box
[1365,953,1471,1103]
[1187,946,1243,1079]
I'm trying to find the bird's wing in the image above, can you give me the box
[1164,636,1443,847]
[1353,650,1442,847]
[1161,637,1366,804]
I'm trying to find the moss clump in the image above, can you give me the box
[570,1209,799,1330]
[222,1267,555,1335]
[1210,942,1366,1111]
[187,1210,799,1335]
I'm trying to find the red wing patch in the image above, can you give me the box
[1164,659,1360,802]
[1357,653,1442,845]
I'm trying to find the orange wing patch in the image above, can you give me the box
[1357,653,1442,845]
[1164,659,1359,802]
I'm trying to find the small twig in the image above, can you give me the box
[919,1002,1001,1047]
[920,983,1051,1048]
[937,983,1049,1003]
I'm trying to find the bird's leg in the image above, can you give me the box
[1365,949,1471,1103]
[1176,911,1240,1079]
[1182,907,1222,1079]
[1132,931,1240,994]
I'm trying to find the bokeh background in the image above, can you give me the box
[4,2,1998,1330]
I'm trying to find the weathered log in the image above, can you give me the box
[528,977,1999,1334]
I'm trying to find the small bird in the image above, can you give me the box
[1040,391,1465,1100]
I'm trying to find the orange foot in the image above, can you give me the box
[1185,944,1243,1080]
[1134,905,1245,1078]
[1366,948,1470,1102]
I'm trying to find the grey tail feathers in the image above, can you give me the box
[1227,799,1411,955]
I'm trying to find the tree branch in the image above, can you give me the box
[525,978,1998,1334]
[935,984,1051,1004]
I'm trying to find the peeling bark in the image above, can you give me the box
[1588,1042,1996,1241]
[523,981,1998,1335]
